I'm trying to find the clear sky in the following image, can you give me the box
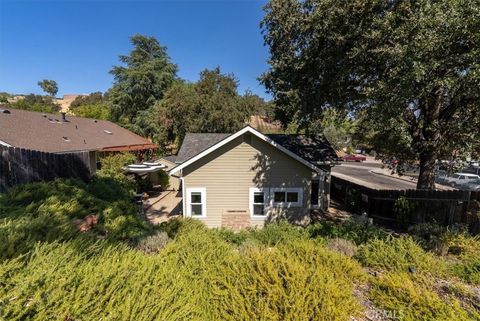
[0,0,270,99]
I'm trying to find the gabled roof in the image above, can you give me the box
[0,108,157,153]
[170,126,335,175]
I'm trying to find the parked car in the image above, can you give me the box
[444,173,480,187]
[457,179,480,191]
[343,154,367,162]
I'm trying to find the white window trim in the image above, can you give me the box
[249,187,269,219]
[270,187,303,207]
[186,187,207,218]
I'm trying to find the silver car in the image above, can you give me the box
[444,173,480,187]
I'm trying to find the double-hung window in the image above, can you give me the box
[271,188,303,207]
[186,188,206,217]
[249,188,268,217]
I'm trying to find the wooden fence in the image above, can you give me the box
[0,146,92,192]
[331,175,480,233]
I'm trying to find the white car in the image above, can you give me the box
[444,173,480,187]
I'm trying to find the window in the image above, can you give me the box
[249,188,268,217]
[274,191,285,202]
[186,188,206,217]
[271,188,303,207]
[287,192,298,202]
[311,180,319,206]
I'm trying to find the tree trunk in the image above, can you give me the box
[417,150,436,189]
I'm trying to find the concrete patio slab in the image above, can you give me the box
[145,191,182,224]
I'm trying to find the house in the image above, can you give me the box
[167,126,337,230]
[0,108,157,173]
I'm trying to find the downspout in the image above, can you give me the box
[180,170,186,217]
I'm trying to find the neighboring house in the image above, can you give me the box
[157,155,181,191]
[168,126,337,230]
[0,108,157,173]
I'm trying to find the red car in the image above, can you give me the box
[343,154,367,162]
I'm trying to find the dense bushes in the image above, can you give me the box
[307,219,388,244]
[0,178,151,260]
[96,152,136,188]
[369,273,474,321]
[1,179,479,321]
[355,236,447,277]
[0,221,365,320]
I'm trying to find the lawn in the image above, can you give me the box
[0,178,479,320]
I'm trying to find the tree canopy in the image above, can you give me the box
[157,67,266,150]
[261,0,480,189]
[70,92,106,109]
[6,94,60,114]
[37,80,58,97]
[108,34,177,138]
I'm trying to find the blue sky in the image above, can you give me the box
[0,0,270,99]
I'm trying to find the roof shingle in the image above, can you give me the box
[0,108,156,153]
[174,130,337,165]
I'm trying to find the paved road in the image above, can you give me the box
[332,162,418,190]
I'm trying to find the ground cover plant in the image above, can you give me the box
[0,182,479,320]
[0,178,151,260]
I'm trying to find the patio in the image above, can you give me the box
[144,190,182,224]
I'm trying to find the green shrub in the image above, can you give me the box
[356,236,447,276]
[307,220,388,244]
[158,217,205,239]
[241,220,309,246]
[87,176,132,202]
[0,226,366,321]
[225,240,366,320]
[447,234,480,285]
[369,272,472,321]
[215,227,249,245]
[394,196,415,228]
[157,171,170,189]
[97,152,136,188]
[0,178,151,259]
[408,222,462,254]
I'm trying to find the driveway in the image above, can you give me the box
[333,162,453,190]
[332,162,419,190]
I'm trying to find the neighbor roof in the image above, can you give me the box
[0,108,157,153]
[170,126,335,175]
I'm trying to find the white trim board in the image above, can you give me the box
[169,126,322,175]
[0,140,12,147]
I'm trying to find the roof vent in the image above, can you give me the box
[104,130,113,135]
[62,136,70,141]
[0,109,11,114]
